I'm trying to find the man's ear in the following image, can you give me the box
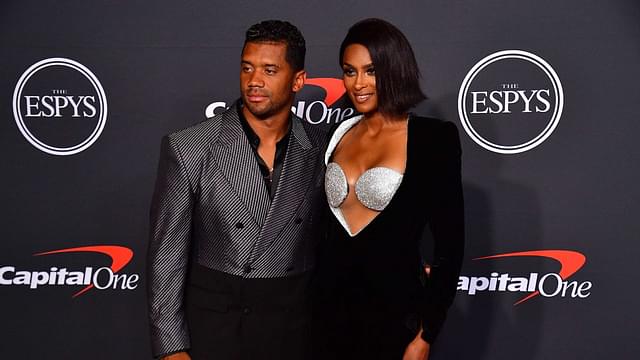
[292,70,306,93]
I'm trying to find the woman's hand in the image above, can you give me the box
[403,329,430,360]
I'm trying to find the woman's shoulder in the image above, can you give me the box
[324,115,363,164]
[409,114,456,131]
[408,114,461,145]
[329,115,362,135]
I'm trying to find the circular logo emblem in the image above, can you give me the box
[13,58,107,156]
[458,50,563,154]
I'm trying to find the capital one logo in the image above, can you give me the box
[13,58,108,155]
[458,50,564,154]
[205,77,354,124]
[458,250,592,305]
[0,245,139,298]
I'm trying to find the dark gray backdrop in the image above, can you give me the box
[1,1,639,359]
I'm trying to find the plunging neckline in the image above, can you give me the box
[324,115,411,236]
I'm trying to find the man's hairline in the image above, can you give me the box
[241,40,306,73]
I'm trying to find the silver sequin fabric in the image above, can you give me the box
[355,167,403,211]
[324,115,406,236]
[325,162,403,211]
[325,162,348,208]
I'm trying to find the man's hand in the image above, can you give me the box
[403,329,430,360]
[161,352,191,360]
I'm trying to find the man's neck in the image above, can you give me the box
[242,106,291,144]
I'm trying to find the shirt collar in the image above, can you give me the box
[236,100,292,149]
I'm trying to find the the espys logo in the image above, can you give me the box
[458,50,563,154]
[0,245,139,298]
[13,58,108,156]
[458,250,591,305]
[205,77,354,124]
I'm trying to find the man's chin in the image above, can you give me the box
[244,103,273,119]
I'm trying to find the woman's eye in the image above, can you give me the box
[343,68,355,76]
[366,68,375,75]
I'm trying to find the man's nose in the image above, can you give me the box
[247,71,264,87]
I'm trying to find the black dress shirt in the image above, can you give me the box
[237,102,291,199]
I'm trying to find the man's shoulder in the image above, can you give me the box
[165,105,237,150]
[168,115,221,144]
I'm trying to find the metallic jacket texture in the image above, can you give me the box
[147,104,329,356]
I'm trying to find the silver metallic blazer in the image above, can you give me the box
[147,104,329,356]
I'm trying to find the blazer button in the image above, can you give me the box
[294,218,303,224]
[235,222,244,229]
[243,264,252,274]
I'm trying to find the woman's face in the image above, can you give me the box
[342,44,378,114]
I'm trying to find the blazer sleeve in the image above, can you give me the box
[421,121,465,344]
[147,135,194,357]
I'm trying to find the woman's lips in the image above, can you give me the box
[353,93,373,103]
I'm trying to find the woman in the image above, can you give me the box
[313,18,464,359]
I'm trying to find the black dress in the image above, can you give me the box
[312,115,465,359]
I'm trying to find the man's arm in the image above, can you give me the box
[147,136,194,357]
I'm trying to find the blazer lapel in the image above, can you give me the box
[212,106,271,227]
[250,117,318,262]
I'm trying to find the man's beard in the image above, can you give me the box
[244,99,274,119]
[242,93,289,120]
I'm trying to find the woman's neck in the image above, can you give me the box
[360,111,408,134]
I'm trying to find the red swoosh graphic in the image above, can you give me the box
[306,78,346,106]
[34,245,134,298]
[474,250,586,305]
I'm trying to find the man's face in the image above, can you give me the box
[240,41,304,119]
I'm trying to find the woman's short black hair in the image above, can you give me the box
[339,18,426,116]
[245,20,306,72]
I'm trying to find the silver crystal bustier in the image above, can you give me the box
[324,115,407,236]
[325,162,403,211]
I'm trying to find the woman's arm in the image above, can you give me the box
[420,121,465,344]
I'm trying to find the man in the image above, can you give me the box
[147,20,328,360]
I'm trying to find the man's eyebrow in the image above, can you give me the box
[241,60,281,69]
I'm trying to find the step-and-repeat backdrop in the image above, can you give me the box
[1,1,639,358]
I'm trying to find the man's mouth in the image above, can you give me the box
[246,92,268,103]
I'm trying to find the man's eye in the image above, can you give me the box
[265,68,276,75]
[242,66,252,72]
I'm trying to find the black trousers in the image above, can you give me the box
[185,265,312,360]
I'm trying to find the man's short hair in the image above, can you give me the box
[245,20,306,72]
